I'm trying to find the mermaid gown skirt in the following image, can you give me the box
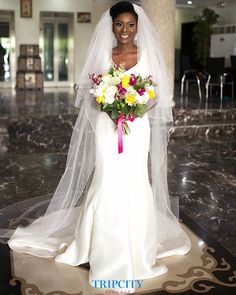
[54,112,190,286]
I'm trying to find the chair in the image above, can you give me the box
[230,55,236,94]
[180,55,202,102]
[205,57,234,106]
[230,55,236,68]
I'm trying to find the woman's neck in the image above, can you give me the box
[114,44,137,55]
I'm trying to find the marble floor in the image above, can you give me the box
[1,217,235,295]
[0,85,236,294]
[174,82,235,110]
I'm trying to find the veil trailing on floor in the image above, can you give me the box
[0,4,190,257]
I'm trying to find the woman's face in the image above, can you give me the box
[113,12,137,46]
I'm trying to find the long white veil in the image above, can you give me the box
[0,4,190,257]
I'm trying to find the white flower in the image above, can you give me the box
[126,86,135,94]
[135,93,144,104]
[104,85,117,104]
[94,82,106,97]
[135,91,149,104]
[142,92,150,104]
[109,77,120,86]
[101,75,110,84]
[146,85,155,92]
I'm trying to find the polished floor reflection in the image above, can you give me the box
[0,84,235,117]
[0,212,235,294]
[0,88,77,118]
[0,87,236,294]
[174,82,235,110]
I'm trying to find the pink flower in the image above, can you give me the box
[89,73,101,85]
[117,83,127,95]
[129,74,136,86]
[137,88,145,96]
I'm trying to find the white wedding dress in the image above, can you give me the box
[8,64,191,293]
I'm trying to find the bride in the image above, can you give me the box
[4,1,191,293]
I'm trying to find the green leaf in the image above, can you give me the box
[123,123,130,135]
[133,104,149,117]
[111,109,119,120]
[121,105,129,115]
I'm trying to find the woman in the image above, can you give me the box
[4,1,191,293]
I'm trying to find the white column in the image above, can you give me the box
[141,0,176,105]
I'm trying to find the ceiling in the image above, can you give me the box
[176,0,232,7]
[130,0,233,8]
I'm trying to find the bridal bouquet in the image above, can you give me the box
[89,62,157,153]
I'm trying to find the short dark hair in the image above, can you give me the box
[110,1,138,22]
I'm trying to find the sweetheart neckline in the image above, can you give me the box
[111,60,139,72]
[125,63,138,72]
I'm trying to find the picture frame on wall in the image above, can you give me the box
[77,12,91,23]
[21,0,32,18]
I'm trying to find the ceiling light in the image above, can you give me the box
[217,2,227,8]
[187,0,193,4]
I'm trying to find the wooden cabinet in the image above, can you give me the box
[20,45,39,57]
[18,57,42,71]
[16,44,43,89]
[17,72,43,89]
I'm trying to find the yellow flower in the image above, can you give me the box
[125,94,136,105]
[96,96,105,104]
[147,88,155,99]
[121,75,131,89]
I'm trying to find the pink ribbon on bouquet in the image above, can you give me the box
[117,114,134,154]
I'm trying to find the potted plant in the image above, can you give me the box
[192,8,219,70]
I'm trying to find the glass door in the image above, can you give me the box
[41,14,73,87]
[0,11,15,88]
[43,23,54,82]
[58,23,69,82]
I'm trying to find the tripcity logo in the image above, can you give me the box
[92,279,143,292]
